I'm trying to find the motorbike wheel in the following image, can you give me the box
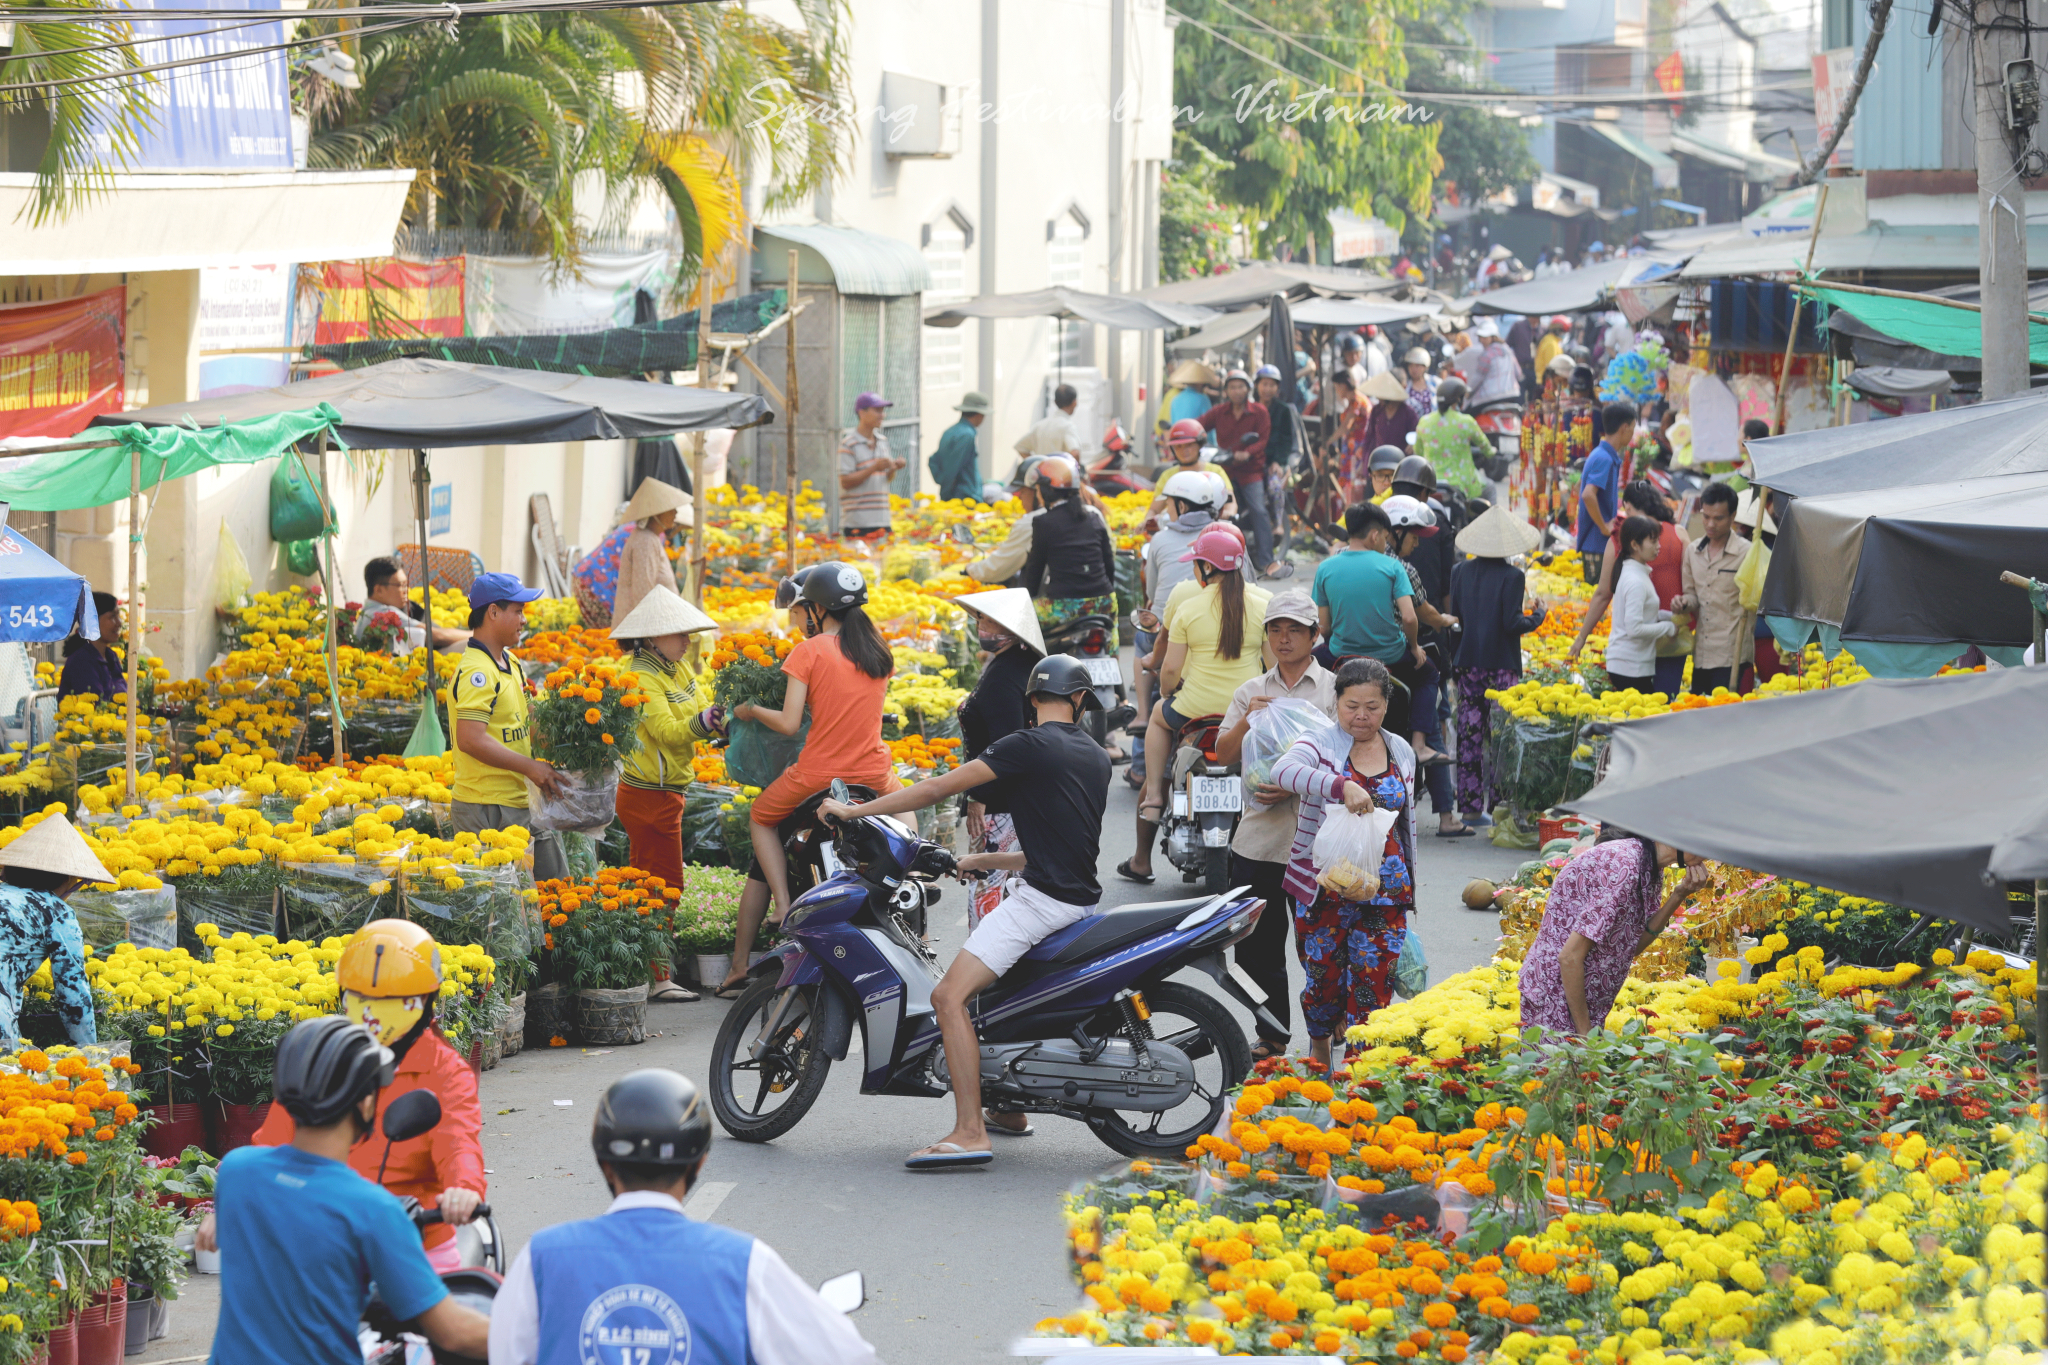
[709,977,832,1142]
[1089,981,1251,1160]
[1203,846,1230,897]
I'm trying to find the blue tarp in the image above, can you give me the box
[0,525,96,644]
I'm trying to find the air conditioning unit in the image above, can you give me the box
[880,73,962,159]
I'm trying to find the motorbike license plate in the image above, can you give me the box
[1082,658,1123,687]
[1498,433,1521,456]
[1189,775,1241,813]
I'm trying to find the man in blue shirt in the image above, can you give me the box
[206,1016,489,1365]
[491,1068,877,1365]
[928,391,989,502]
[1574,401,1636,584]
[1310,501,1416,667]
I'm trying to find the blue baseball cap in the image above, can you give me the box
[467,572,544,611]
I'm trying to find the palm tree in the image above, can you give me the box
[299,0,848,271]
[3,0,158,224]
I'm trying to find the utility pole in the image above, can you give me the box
[1974,0,2034,398]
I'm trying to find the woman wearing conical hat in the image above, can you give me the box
[1445,505,1547,829]
[613,477,694,626]
[0,812,117,1047]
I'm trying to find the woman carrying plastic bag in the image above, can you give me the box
[1269,657,1419,1070]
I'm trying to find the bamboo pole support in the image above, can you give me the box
[316,432,345,764]
[1772,182,1829,439]
[785,247,800,577]
[689,264,714,607]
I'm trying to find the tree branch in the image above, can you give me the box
[1798,0,1894,185]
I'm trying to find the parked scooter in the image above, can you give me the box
[1089,423,1156,497]
[1470,398,1522,484]
[707,782,1282,1158]
[1156,714,1241,895]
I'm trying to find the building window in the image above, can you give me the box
[1048,219,1085,368]
[922,224,966,391]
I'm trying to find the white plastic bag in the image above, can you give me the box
[1311,804,1400,901]
[1241,698,1339,791]
[523,768,619,836]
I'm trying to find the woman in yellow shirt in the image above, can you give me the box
[1120,524,1270,883]
[606,585,722,972]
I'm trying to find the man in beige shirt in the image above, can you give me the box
[1675,481,1753,694]
[1210,591,1334,1061]
[1014,383,1082,457]
[966,458,1048,584]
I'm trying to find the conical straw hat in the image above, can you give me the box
[1361,370,1411,404]
[1167,360,1219,388]
[1455,505,1542,559]
[622,477,693,527]
[953,587,1047,656]
[609,584,718,640]
[0,813,115,886]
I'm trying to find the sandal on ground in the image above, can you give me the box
[1248,1040,1288,1064]
[648,981,700,1002]
[1115,859,1156,885]
[713,979,749,1000]
[1419,751,1455,768]
[905,1143,993,1171]
[1123,769,1146,790]
[1102,744,1128,763]
[1263,561,1296,580]
[985,1111,1035,1136]
[1435,824,1477,838]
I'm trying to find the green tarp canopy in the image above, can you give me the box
[0,406,342,511]
[1804,285,2048,364]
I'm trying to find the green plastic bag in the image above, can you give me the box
[724,718,808,789]
[284,539,322,577]
[269,454,333,542]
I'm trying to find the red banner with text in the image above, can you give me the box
[0,287,126,439]
[312,258,466,346]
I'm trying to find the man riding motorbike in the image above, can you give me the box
[205,1016,490,1364]
[490,1068,877,1365]
[817,654,1112,1169]
[219,919,486,1270]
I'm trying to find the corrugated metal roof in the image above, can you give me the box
[755,223,930,297]
[1680,223,2048,278]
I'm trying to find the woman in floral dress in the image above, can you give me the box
[1270,657,1417,1068]
[1518,829,1708,1036]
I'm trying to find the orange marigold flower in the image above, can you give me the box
[1508,1303,1541,1325]
[65,1152,87,1166]
[94,1127,115,1142]
[1566,1274,1594,1294]
[584,708,602,724]
[1423,1303,1457,1328]
[549,1036,569,1047]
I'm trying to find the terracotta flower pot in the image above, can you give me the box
[76,1291,125,1365]
[45,1313,77,1365]
[207,1100,271,1155]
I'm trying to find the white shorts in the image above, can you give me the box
[960,880,1097,977]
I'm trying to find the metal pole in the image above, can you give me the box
[1975,0,2032,399]
[414,450,435,754]
[316,433,344,764]
[124,449,141,800]
[690,262,714,607]
[1772,182,1829,437]
[785,247,801,577]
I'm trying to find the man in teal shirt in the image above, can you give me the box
[1310,500,1416,666]
[929,392,989,502]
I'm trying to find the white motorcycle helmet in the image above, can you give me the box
[1158,468,1229,516]
[1382,494,1439,537]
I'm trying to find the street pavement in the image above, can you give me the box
[140,692,1532,1364]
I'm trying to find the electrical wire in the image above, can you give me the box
[0,12,419,95]
[0,0,722,21]
[0,14,286,67]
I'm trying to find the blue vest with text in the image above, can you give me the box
[531,1207,754,1365]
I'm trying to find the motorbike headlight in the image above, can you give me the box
[782,901,814,930]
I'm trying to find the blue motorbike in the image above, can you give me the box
[707,782,1285,1158]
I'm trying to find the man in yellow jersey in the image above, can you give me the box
[452,573,569,881]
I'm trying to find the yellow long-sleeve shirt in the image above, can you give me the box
[619,647,714,793]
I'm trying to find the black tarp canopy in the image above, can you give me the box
[1567,667,2048,931]
[1760,472,2048,675]
[1746,386,2048,496]
[302,289,789,376]
[95,358,768,448]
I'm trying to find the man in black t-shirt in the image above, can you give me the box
[817,655,1111,1170]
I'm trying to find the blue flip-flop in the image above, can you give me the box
[905,1143,994,1171]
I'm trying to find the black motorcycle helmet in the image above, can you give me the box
[1027,653,1104,715]
[1392,454,1438,495]
[274,1016,395,1129]
[1367,445,1405,474]
[795,561,869,613]
[1434,376,1469,410]
[592,1068,713,1168]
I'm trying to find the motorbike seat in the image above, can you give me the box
[1021,896,1215,966]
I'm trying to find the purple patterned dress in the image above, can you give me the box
[1518,840,1660,1036]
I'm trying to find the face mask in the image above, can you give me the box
[978,630,1011,650]
[343,989,428,1049]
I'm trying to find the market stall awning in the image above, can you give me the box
[304,289,791,376]
[1844,366,1952,400]
[1821,279,2048,370]
[1806,285,2048,365]
[0,407,343,511]
[0,521,97,643]
[921,287,1216,330]
[1669,129,1798,181]
[1287,297,1443,328]
[754,223,930,296]
[1678,224,2048,278]
[1568,666,2048,929]
[1760,471,2048,676]
[1165,307,1272,354]
[1587,123,1680,188]
[1746,386,2048,495]
[95,360,768,449]
[1462,257,1636,316]
[1136,263,1398,309]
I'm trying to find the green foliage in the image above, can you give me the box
[671,865,748,952]
[1171,0,1439,256]
[4,2,156,224]
[1160,135,1237,282]
[1398,0,1538,221]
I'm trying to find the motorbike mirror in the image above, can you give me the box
[1237,431,1258,448]
[817,1271,865,1315]
[825,778,852,821]
[381,1088,442,1144]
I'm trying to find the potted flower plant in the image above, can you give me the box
[671,865,747,988]
[527,661,644,833]
[542,871,675,1045]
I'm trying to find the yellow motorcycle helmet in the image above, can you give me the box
[336,919,443,1053]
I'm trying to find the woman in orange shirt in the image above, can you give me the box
[718,562,896,996]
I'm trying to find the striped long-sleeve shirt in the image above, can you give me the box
[1269,726,1418,906]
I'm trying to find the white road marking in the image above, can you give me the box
[955,913,969,927]
[684,1180,737,1222]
